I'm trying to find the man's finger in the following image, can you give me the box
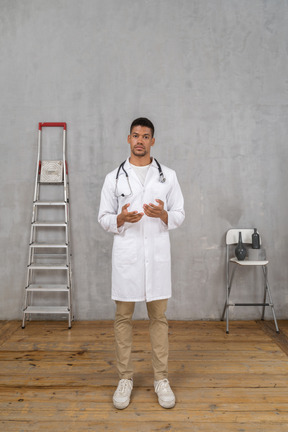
[129,214,143,223]
[127,212,144,219]
[148,204,160,209]
[122,203,130,210]
[144,203,159,210]
[144,208,157,216]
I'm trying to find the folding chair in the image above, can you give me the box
[221,228,279,334]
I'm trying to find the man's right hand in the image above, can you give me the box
[117,203,144,228]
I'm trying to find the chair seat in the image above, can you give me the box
[230,257,269,266]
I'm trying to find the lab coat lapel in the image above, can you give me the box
[144,158,158,186]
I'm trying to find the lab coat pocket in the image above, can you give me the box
[154,233,171,262]
[113,235,137,265]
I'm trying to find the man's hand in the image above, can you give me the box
[117,203,144,228]
[143,199,168,225]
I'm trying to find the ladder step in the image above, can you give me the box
[32,255,68,261]
[28,263,68,270]
[39,181,64,185]
[30,242,68,248]
[26,284,69,292]
[23,306,70,314]
[34,201,67,206]
[32,222,67,227]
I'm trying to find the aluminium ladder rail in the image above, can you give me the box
[22,122,73,328]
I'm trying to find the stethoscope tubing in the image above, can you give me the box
[115,158,165,197]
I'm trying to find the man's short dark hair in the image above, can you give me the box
[130,117,155,137]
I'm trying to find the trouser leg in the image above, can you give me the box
[146,299,169,381]
[114,301,135,380]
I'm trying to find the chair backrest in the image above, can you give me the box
[226,229,262,246]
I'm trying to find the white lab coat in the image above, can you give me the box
[98,158,185,302]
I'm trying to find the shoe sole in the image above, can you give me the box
[158,399,175,409]
[113,398,130,410]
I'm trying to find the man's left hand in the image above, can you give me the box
[143,199,168,225]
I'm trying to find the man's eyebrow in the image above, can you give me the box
[132,133,151,137]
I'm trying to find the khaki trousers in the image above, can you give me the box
[114,299,169,381]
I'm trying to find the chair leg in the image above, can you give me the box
[221,300,230,333]
[221,299,227,321]
[261,275,267,321]
[262,266,280,334]
[226,304,229,334]
[222,284,232,334]
[222,265,236,334]
[222,247,230,334]
[266,283,280,334]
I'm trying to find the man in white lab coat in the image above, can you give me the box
[98,117,185,410]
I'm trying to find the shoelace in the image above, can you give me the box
[118,379,132,394]
[155,379,170,393]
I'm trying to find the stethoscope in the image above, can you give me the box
[115,158,166,197]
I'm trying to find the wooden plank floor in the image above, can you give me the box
[0,319,288,431]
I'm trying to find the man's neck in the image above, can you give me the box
[129,155,152,167]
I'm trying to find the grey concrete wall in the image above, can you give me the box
[1,0,288,321]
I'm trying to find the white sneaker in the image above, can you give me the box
[154,378,175,409]
[113,379,133,409]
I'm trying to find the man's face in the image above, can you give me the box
[128,126,155,158]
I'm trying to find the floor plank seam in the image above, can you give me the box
[256,320,288,356]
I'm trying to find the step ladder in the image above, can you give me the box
[22,122,73,329]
